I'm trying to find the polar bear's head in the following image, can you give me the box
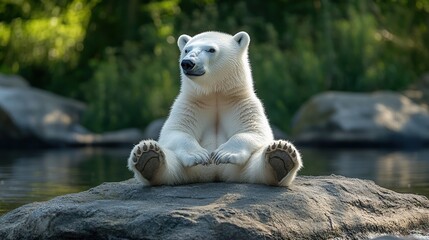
[177,31,252,94]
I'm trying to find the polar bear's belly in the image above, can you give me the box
[197,108,232,152]
[199,125,229,152]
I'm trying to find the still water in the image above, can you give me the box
[1,147,428,215]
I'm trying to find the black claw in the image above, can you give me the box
[137,147,142,155]
[142,143,148,151]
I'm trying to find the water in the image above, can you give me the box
[300,148,429,197]
[0,148,134,216]
[1,147,428,216]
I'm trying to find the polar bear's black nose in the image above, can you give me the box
[181,60,195,71]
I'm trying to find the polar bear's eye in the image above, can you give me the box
[207,48,216,53]
[184,49,189,54]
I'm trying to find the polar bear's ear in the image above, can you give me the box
[233,31,250,50]
[177,34,192,51]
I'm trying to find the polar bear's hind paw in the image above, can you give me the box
[266,140,297,183]
[132,142,164,181]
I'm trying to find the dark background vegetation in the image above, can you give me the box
[1,0,428,132]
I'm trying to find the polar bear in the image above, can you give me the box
[127,31,302,186]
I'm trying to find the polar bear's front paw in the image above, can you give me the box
[179,149,211,167]
[211,150,239,165]
[129,141,165,181]
[266,140,299,183]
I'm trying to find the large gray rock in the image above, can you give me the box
[0,107,22,140]
[1,176,428,239]
[143,118,165,140]
[0,74,143,147]
[292,91,429,147]
[0,86,87,140]
[0,73,29,88]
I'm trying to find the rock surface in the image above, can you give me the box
[0,74,143,147]
[0,74,29,88]
[292,91,429,148]
[1,175,428,239]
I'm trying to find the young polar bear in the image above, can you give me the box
[128,31,302,186]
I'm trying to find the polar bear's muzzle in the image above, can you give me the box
[181,59,205,76]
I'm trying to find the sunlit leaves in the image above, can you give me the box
[1,0,98,72]
[144,0,180,38]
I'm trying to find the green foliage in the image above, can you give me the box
[0,0,98,89]
[83,39,179,132]
[1,0,429,132]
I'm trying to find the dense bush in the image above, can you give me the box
[1,0,429,132]
[83,39,179,132]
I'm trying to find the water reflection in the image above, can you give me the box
[0,148,133,215]
[300,148,429,197]
[0,147,428,215]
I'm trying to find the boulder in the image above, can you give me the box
[0,84,87,147]
[0,107,23,141]
[0,74,143,147]
[0,175,428,239]
[292,91,429,148]
[0,86,86,141]
[143,118,165,140]
[0,73,29,88]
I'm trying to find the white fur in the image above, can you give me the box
[128,31,303,186]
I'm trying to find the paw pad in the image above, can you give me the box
[266,140,298,182]
[132,142,164,181]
